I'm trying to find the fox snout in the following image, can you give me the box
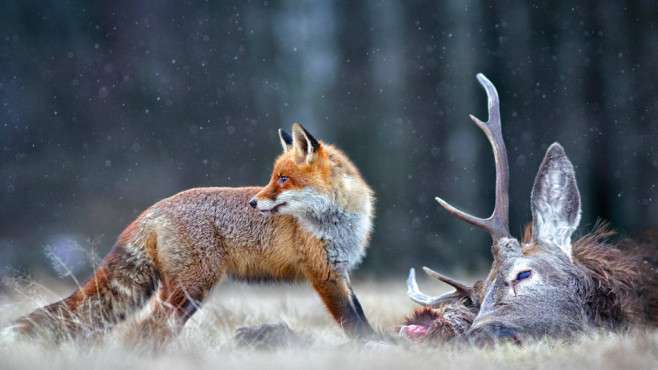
[249,198,258,209]
[249,193,287,214]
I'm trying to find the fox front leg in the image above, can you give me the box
[306,269,375,339]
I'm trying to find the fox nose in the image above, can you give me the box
[249,198,258,209]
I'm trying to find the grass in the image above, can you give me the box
[1,278,657,370]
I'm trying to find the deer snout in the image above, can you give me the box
[466,322,522,347]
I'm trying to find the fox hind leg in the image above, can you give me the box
[126,274,213,347]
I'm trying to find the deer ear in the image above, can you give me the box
[530,143,581,258]
[278,129,293,152]
[291,123,320,163]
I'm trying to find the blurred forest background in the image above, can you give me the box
[1,1,657,281]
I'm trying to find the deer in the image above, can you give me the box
[400,74,658,345]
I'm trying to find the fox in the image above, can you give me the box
[5,123,376,344]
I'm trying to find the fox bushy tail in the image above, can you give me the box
[10,239,159,342]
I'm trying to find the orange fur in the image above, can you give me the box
[10,125,376,344]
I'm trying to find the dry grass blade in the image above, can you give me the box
[0,279,656,370]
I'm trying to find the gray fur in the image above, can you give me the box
[531,143,582,257]
[470,250,590,340]
[276,188,370,272]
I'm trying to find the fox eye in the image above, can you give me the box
[515,270,532,281]
[277,176,289,186]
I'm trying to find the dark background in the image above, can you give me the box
[1,1,657,280]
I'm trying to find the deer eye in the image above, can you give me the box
[515,270,532,281]
[277,176,289,186]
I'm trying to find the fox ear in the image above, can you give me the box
[530,143,581,258]
[291,123,320,163]
[278,129,293,152]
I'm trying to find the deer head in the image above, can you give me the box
[407,74,592,344]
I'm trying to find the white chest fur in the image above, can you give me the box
[277,187,373,272]
[299,207,371,271]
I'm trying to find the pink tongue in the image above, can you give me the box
[399,325,429,341]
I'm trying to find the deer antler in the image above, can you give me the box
[435,73,511,241]
[422,266,472,296]
[407,267,472,307]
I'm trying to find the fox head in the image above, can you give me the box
[249,123,374,225]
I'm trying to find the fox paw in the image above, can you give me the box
[234,322,306,349]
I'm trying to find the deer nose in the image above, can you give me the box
[467,322,522,347]
[249,199,258,209]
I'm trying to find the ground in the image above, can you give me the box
[0,278,656,370]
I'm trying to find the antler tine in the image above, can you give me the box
[434,196,490,231]
[407,268,434,306]
[473,73,510,239]
[407,268,470,307]
[435,73,511,240]
[422,266,472,296]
